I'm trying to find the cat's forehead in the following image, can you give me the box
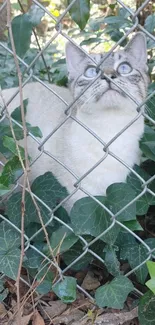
[89,50,127,67]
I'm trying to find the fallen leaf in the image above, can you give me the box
[0,303,7,317]
[32,310,45,325]
[43,300,67,319]
[52,309,84,325]
[82,271,100,291]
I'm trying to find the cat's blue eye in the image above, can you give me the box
[117,62,132,75]
[84,66,98,78]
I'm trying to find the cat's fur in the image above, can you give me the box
[0,33,149,210]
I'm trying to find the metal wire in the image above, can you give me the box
[0,0,155,304]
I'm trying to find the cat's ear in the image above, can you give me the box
[124,32,147,63]
[65,42,86,77]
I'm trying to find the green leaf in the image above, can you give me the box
[0,221,21,280]
[0,156,23,186]
[3,136,25,160]
[6,192,49,227]
[11,99,28,122]
[0,184,11,196]
[95,275,134,309]
[48,225,78,255]
[146,84,155,120]
[147,261,155,278]
[36,265,54,294]
[9,14,33,58]
[127,165,154,215]
[140,126,155,162]
[70,197,120,245]
[68,0,90,30]
[11,99,43,138]
[24,248,44,269]
[104,246,120,276]
[31,172,68,209]
[127,243,148,284]
[146,261,155,294]
[27,4,45,26]
[9,5,44,58]
[106,183,136,221]
[26,123,43,138]
[104,16,130,26]
[0,280,8,302]
[145,279,155,295]
[62,240,93,271]
[53,276,77,303]
[118,231,149,283]
[138,291,155,325]
[0,119,24,141]
[117,231,136,260]
[123,220,143,231]
[144,14,155,34]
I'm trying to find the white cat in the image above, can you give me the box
[1,33,149,210]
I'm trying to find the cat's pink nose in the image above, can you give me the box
[101,68,117,81]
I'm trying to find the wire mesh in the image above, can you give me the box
[0,0,155,305]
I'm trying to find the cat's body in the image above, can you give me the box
[0,33,149,210]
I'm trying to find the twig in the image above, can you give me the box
[6,1,29,324]
[18,0,51,83]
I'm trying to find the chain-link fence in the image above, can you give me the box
[0,0,155,318]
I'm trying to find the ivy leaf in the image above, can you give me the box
[62,239,104,271]
[24,248,44,269]
[140,125,155,162]
[0,156,23,186]
[146,261,155,294]
[127,165,155,215]
[11,99,42,138]
[11,99,28,122]
[27,4,45,26]
[53,276,77,303]
[138,290,155,325]
[70,197,120,245]
[118,233,136,260]
[0,184,11,196]
[44,225,78,257]
[68,0,90,30]
[6,173,68,227]
[0,119,24,141]
[104,245,120,276]
[36,265,54,294]
[6,192,50,227]
[31,172,68,209]
[95,275,134,309]
[9,14,33,58]
[106,183,136,221]
[123,220,143,231]
[127,243,149,284]
[62,240,93,271]
[9,5,45,58]
[144,14,155,34]
[3,136,25,160]
[0,221,21,280]
[26,123,42,138]
[0,280,8,302]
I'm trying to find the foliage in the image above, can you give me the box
[146,261,155,294]
[0,1,155,324]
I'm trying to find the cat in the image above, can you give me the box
[0,32,149,210]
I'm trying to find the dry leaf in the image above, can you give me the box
[6,312,33,325]
[43,300,67,319]
[32,310,45,325]
[82,271,100,291]
[0,303,7,317]
[52,309,84,325]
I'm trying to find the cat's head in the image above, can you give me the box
[66,33,149,114]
